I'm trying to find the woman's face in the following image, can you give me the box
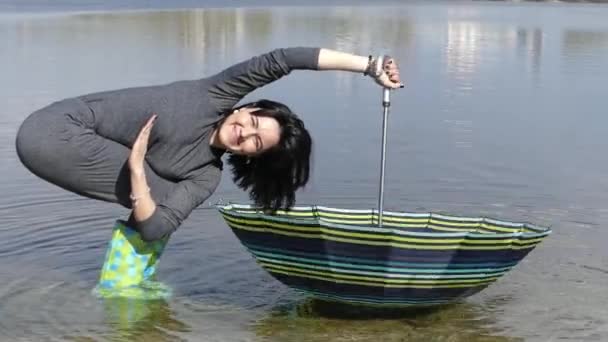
[217,107,281,156]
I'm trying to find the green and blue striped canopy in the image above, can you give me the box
[218,204,551,307]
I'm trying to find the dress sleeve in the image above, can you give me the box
[207,47,321,113]
[128,165,221,242]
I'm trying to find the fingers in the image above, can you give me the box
[383,58,404,88]
[377,74,402,90]
[129,114,157,170]
[142,114,157,133]
[388,70,400,82]
[135,114,157,142]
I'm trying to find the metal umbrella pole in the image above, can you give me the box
[377,86,391,227]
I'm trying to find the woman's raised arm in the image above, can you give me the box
[207,47,321,113]
[206,47,403,113]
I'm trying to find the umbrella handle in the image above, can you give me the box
[377,55,392,227]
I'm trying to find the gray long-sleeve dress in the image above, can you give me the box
[15,47,321,241]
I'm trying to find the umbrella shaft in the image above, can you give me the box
[378,104,389,227]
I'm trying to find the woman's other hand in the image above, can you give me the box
[129,114,157,174]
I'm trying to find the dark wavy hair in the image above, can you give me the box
[225,99,312,212]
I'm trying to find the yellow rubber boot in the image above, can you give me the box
[94,220,171,299]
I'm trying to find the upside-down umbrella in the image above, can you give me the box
[217,204,550,307]
[217,64,552,307]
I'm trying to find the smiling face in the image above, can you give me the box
[214,107,281,156]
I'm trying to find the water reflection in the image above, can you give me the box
[446,21,482,79]
[444,23,546,91]
[97,298,190,342]
[517,27,543,75]
[562,29,608,75]
[254,298,522,342]
[445,22,546,92]
[563,30,608,54]
[0,263,191,341]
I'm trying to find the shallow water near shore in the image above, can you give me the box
[1,1,608,341]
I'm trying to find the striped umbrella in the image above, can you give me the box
[217,204,550,307]
[218,67,551,307]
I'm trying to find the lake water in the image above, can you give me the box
[1,1,608,341]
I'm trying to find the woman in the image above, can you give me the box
[15,47,402,242]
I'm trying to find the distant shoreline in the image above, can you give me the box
[0,0,607,15]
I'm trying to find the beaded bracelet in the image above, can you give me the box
[363,54,385,78]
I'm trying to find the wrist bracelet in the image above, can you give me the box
[130,187,151,204]
[363,54,385,78]
[363,55,373,76]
